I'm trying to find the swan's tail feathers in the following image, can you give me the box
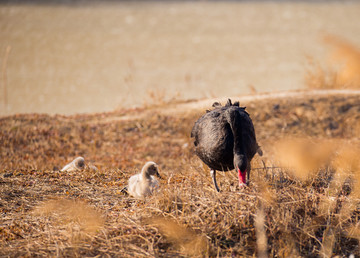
[226,99,232,107]
[212,102,221,108]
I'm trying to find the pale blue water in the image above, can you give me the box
[1,1,360,115]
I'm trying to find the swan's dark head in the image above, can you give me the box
[234,154,248,186]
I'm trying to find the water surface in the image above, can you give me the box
[1,2,360,115]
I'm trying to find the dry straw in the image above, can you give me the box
[332,142,360,198]
[255,206,268,258]
[1,92,360,256]
[34,198,105,240]
[272,137,334,181]
[273,137,360,196]
[144,216,209,257]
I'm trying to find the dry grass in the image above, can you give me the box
[1,94,360,257]
[305,34,360,90]
[332,143,360,198]
[34,199,105,237]
[272,137,334,180]
[144,216,209,257]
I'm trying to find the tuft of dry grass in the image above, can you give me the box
[305,34,360,89]
[34,198,105,237]
[144,216,209,257]
[332,143,360,198]
[324,34,360,88]
[305,55,339,90]
[272,137,360,199]
[272,137,334,181]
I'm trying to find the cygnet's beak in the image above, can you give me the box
[156,171,162,179]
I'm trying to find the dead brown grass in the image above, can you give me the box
[272,137,334,181]
[1,94,360,257]
[332,143,360,198]
[34,198,105,237]
[144,216,209,257]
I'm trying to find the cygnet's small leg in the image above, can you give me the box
[120,186,128,195]
[210,170,220,192]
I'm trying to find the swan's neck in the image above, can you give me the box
[225,109,245,155]
[141,166,152,180]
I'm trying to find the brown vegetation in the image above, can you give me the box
[1,93,360,257]
[305,35,360,90]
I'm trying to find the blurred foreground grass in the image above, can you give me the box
[306,34,360,90]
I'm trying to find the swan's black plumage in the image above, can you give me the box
[191,99,261,191]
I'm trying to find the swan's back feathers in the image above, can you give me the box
[128,174,159,198]
[191,99,249,143]
[191,99,261,171]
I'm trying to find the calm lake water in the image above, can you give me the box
[1,1,360,115]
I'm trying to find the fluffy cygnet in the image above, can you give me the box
[61,157,85,172]
[128,161,161,198]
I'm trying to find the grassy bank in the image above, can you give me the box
[1,93,360,257]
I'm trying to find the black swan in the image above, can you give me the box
[191,99,262,192]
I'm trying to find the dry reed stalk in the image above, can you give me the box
[256,180,275,207]
[346,222,360,243]
[255,205,268,258]
[1,45,11,110]
[320,226,336,258]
